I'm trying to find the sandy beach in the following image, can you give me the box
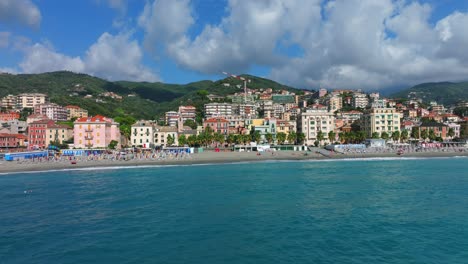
[1,150,467,174]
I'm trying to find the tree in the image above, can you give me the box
[167,134,175,146]
[381,132,389,141]
[411,127,420,139]
[277,132,286,144]
[420,129,428,141]
[356,131,366,143]
[227,134,237,145]
[213,132,225,146]
[114,115,136,139]
[178,134,187,146]
[287,131,297,144]
[297,133,306,145]
[372,132,380,139]
[391,131,400,142]
[400,130,409,142]
[265,133,273,144]
[448,128,455,139]
[328,131,336,143]
[252,131,261,143]
[317,131,325,145]
[183,119,197,129]
[338,132,345,143]
[187,135,198,147]
[428,129,436,141]
[108,140,118,149]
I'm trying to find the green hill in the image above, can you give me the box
[0,71,300,120]
[391,81,468,106]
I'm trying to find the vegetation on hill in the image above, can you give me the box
[391,81,468,106]
[0,71,301,121]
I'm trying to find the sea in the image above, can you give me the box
[1,157,468,264]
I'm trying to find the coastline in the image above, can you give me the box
[1,150,467,175]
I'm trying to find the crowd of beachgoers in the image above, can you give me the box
[13,150,192,164]
[334,145,467,154]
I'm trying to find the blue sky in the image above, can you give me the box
[1,0,468,91]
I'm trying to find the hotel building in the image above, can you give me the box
[361,107,401,138]
[73,115,121,149]
[297,104,335,145]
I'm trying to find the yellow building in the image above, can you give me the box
[66,105,88,120]
[361,107,401,137]
[46,124,73,146]
[17,93,48,109]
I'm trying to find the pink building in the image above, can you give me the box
[0,112,20,121]
[74,115,121,149]
[28,119,55,150]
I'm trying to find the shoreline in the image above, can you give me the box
[1,150,467,175]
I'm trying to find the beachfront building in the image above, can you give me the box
[203,117,229,135]
[250,118,278,143]
[46,124,73,146]
[17,93,48,109]
[66,105,88,120]
[153,126,178,147]
[297,104,335,146]
[276,120,296,135]
[34,103,68,122]
[205,103,233,118]
[28,119,55,150]
[0,133,27,148]
[131,120,155,148]
[361,107,401,138]
[73,115,121,149]
[419,122,448,140]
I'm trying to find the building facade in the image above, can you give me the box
[203,117,229,135]
[73,115,121,149]
[17,93,48,109]
[361,107,401,138]
[34,103,68,122]
[28,119,55,150]
[297,104,335,145]
[205,103,233,118]
[131,120,155,148]
[66,105,88,120]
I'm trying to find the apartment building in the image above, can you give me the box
[73,115,121,149]
[297,104,335,145]
[205,103,233,118]
[361,107,401,138]
[178,106,196,123]
[34,103,68,122]
[17,93,48,109]
[352,93,369,109]
[66,105,88,120]
[46,124,73,145]
[165,111,179,127]
[131,120,155,148]
[0,95,18,110]
[28,119,55,150]
[203,117,229,135]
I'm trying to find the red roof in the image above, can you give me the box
[66,105,80,109]
[76,115,110,123]
[205,117,229,123]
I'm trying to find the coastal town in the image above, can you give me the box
[0,83,467,163]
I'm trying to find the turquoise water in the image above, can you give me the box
[1,158,468,264]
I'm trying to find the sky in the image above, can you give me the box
[1,0,468,91]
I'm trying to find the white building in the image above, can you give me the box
[165,111,179,127]
[352,93,369,109]
[17,93,48,109]
[297,104,335,145]
[34,103,68,122]
[204,103,233,117]
[131,120,155,148]
[361,107,401,138]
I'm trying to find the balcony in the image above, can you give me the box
[85,144,93,148]
[85,128,93,132]
[85,135,94,140]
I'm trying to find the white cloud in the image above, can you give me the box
[84,32,159,82]
[18,32,159,82]
[138,0,468,90]
[0,31,10,48]
[0,0,41,28]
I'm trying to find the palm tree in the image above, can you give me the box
[252,131,261,143]
[381,132,389,141]
[400,130,409,142]
[338,132,345,143]
[227,134,236,146]
[420,129,428,142]
[317,131,325,145]
[167,134,175,146]
[448,128,455,139]
[287,131,297,144]
[265,133,273,144]
[372,132,380,139]
[428,129,436,141]
[277,132,286,144]
[391,131,400,142]
[356,131,366,143]
[297,133,306,145]
[328,131,336,143]
[411,127,420,140]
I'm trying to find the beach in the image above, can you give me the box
[1,149,467,174]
